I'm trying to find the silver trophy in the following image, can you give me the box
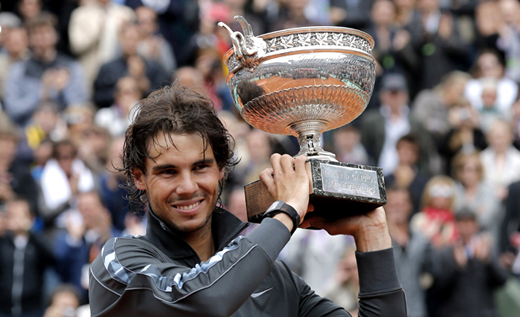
[219,17,386,222]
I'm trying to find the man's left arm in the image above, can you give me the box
[300,208,407,317]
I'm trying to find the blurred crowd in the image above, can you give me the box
[1,0,520,316]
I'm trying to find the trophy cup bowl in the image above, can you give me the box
[219,17,386,222]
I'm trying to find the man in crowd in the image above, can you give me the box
[3,12,88,127]
[89,83,406,316]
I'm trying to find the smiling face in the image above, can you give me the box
[133,133,224,236]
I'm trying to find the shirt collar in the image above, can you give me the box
[143,206,249,262]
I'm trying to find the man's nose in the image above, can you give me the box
[176,172,198,195]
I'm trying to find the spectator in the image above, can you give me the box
[410,175,458,248]
[43,284,81,317]
[321,246,360,316]
[99,136,130,232]
[75,124,112,177]
[54,191,121,302]
[0,120,39,215]
[0,198,55,317]
[93,22,170,108]
[478,77,509,133]
[364,0,417,93]
[393,0,420,28]
[451,151,500,236]
[17,0,42,24]
[408,0,468,93]
[411,71,472,145]
[271,0,322,31]
[135,6,176,74]
[95,76,142,137]
[194,48,234,111]
[464,49,518,114]
[474,0,502,52]
[329,0,373,30]
[385,134,430,215]
[360,73,436,175]
[329,125,371,165]
[0,27,30,101]
[0,12,22,51]
[438,97,487,175]
[386,186,430,317]
[68,0,135,90]
[497,0,520,83]
[173,66,205,95]
[425,209,508,317]
[3,13,88,127]
[125,0,200,67]
[39,139,95,233]
[480,119,520,200]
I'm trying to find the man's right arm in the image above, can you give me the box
[89,217,291,317]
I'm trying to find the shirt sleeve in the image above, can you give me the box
[296,248,407,317]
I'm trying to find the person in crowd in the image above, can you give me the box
[0,120,39,215]
[452,151,500,235]
[271,0,322,31]
[68,0,135,90]
[329,0,373,30]
[501,179,520,255]
[93,22,170,108]
[360,73,436,176]
[464,49,518,114]
[480,119,520,201]
[497,0,520,83]
[478,77,509,134]
[3,13,88,127]
[194,48,234,111]
[0,12,22,51]
[17,0,42,24]
[125,0,200,67]
[173,66,205,95]
[411,71,472,145]
[54,191,121,303]
[95,76,142,137]
[364,0,417,99]
[88,83,406,316]
[407,0,468,93]
[329,125,371,165]
[75,124,112,177]
[474,0,502,52]
[393,0,420,28]
[0,27,30,100]
[438,97,487,175]
[99,136,131,232]
[39,139,95,234]
[386,186,430,317]
[424,209,508,317]
[410,175,458,248]
[321,246,360,316]
[385,134,430,215]
[0,198,55,317]
[135,6,176,74]
[43,284,82,317]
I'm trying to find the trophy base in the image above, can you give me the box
[244,160,386,223]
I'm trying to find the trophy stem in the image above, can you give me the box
[290,121,337,161]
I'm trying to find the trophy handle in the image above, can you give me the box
[218,16,266,70]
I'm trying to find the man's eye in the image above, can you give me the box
[160,170,176,175]
[194,164,209,171]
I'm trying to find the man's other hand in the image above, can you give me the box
[300,207,392,252]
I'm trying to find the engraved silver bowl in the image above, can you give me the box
[219,17,376,160]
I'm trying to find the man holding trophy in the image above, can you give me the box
[89,17,407,316]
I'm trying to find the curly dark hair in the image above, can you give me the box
[120,82,238,213]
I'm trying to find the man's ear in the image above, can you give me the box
[133,168,147,191]
[219,167,225,180]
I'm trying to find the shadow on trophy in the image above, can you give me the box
[219,16,386,223]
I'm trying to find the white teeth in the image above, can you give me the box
[177,202,200,210]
